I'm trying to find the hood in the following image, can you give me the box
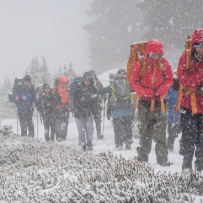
[145,40,164,58]
[191,29,203,47]
[144,40,164,66]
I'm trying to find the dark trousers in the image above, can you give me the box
[167,122,181,149]
[55,110,70,141]
[18,111,34,137]
[137,100,168,164]
[92,103,102,137]
[43,117,55,141]
[180,107,203,171]
[113,116,133,147]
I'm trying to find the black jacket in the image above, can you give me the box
[38,92,56,120]
[73,81,98,118]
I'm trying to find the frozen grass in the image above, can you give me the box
[0,128,203,203]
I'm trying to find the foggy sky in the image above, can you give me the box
[0,0,92,85]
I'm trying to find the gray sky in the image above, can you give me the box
[0,0,92,85]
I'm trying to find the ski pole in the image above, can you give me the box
[37,111,38,139]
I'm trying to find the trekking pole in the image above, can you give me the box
[103,96,106,136]
[17,107,19,135]
[37,111,39,140]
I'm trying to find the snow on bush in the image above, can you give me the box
[0,126,203,203]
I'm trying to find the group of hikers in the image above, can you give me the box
[11,28,203,172]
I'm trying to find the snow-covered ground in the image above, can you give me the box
[1,69,203,201]
[0,114,189,175]
[1,67,198,175]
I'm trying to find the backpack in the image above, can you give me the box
[126,41,164,81]
[126,41,165,112]
[68,77,83,97]
[176,35,198,114]
[68,77,83,111]
[111,75,131,101]
[9,78,23,103]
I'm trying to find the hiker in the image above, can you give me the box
[13,75,37,137]
[167,77,181,152]
[177,29,203,172]
[53,76,69,141]
[129,40,173,166]
[72,72,97,150]
[89,70,104,139]
[38,84,56,141]
[107,69,133,150]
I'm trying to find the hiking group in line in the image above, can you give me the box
[12,28,203,172]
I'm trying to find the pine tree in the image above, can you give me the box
[138,0,203,48]
[84,0,143,73]
[26,56,50,86]
[40,56,50,84]
[26,56,40,86]
[0,78,16,119]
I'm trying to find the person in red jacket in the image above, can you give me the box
[130,40,173,166]
[177,29,203,172]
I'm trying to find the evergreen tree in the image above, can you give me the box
[84,0,143,73]
[40,56,50,85]
[26,56,50,86]
[26,56,40,86]
[0,78,16,119]
[138,0,203,48]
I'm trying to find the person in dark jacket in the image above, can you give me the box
[167,77,181,151]
[13,75,37,137]
[72,72,97,150]
[53,76,69,141]
[107,69,133,150]
[38,84,56,141]
[89,70,104,139]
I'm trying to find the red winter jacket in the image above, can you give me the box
[177,29,203,114]
[129,40,173,101]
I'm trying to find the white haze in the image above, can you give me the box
[0,0,92,85]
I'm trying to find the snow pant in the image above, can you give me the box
[180,107,203,172]
[43,116,55,141]
[55,110,69,141]
[167,122,181,149]
[18,111,34,137]
[75,117,94,146]
[113,116,133,147]
[92,103,102,137]
[137,100,168,164]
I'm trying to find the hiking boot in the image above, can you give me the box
[81,143,87,151]
[97,134,104,140]
[157,161,173,167]
[125,144,131,150]
[117,145,122,150]
[182,168,192,173]
[87,140,93,150]
[137,154,148,163]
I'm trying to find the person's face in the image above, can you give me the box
[84,78,91,86]
[37,90,42,96]
[151,53,162,60]
[24,80,31,86]
[60,82,67,87]
[44,87,50,94]
[196,47,203,56]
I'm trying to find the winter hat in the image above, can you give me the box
[117,69,127,75]
[83,72,93,80]
[24,75,31,82]
[42,84,50,91]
